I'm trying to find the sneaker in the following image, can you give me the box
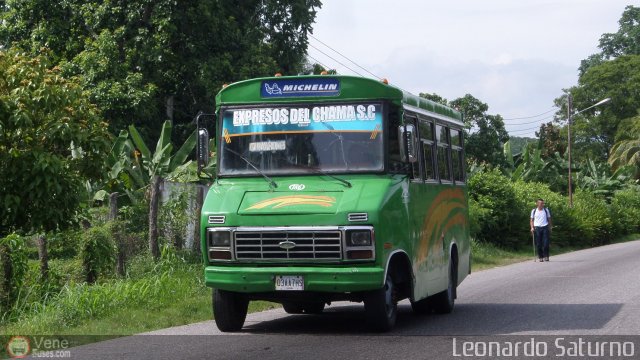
[538,258,544,262]
[544,257,549,262]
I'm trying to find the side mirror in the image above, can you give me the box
[398,124,418,163]
[197,128,210,174]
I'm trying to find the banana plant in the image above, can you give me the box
[93,130,137,202]
[128,120,197,186]
[576,158,632,199]
[94,120,197,201]
[510,145,569,192]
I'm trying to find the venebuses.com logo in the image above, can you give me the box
[6,336,31,358]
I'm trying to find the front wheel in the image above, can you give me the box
[364,274,397,332]
[213,289,249,332]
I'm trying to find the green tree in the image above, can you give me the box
[609,116,640,178]
[559,55,640,163]
[450,94,510,167]
[0,50,110,237]
[418,92,449,106]
[0,0,322,142]
[536,122,565,159]
[556,6,640,167]
[579,5,640,76]
[507,136,536,156]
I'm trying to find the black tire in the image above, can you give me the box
[431,260,456,314]
[213,289,249,332]
[283,301,325,314]
[364,274,397,332]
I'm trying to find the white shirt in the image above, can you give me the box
[531,207,551,227]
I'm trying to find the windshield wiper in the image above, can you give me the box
[224,147,278,189]
[277,154,352,188]
[306,166,352,188]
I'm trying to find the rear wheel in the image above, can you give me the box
[431,260,457,314]
[213,289,249,332]
[364,274,397,332]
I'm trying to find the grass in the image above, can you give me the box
[0,250,278,337]
[471,239,532,271]
[60,295,276,336]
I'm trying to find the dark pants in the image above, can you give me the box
[534,226,550,259]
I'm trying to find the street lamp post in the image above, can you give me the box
[566,95,611,207]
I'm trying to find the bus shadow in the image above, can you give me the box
[242,302,623,335]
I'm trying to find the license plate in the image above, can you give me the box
[275,275,304,291]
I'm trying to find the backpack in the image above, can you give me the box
[531,207,550,221]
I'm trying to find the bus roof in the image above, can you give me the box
[215,75,463,122]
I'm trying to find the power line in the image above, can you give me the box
[307,37,419,97]
[508,125,544,134]
[309,35,383,80]
[503,115,555,126]
[306,54,332,73]
[308,35,555,128]
[502,107,558,121]
[307,43,368,78]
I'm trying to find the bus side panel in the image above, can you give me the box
[457,186,472,285]
[410,184,470,302]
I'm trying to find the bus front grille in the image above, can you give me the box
[234,229,342,260]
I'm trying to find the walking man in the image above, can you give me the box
[530,198,552,262]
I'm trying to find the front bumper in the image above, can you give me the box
[204,265,384,293]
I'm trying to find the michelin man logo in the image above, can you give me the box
[264,83,282,95]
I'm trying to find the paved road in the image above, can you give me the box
[64,240,640,359]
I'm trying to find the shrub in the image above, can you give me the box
[467,168,525,247]
[47,230,82,259]
[79,224,116,284]
[610,187,640,235]
[573,189,616,245]
[0,234,28,311]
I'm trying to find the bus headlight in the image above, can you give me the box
[207,228,233,261]
[209,231,231,247]
[347,230,372,246]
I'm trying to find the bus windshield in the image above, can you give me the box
[218,102,384,176]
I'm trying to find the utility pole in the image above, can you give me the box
[566,96,610,208]
[567,94,573,207]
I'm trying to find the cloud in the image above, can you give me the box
[307,0,631,137]
[362,48,573,136]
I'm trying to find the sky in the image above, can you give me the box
[306,0,635,137]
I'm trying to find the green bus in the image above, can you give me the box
[197,74,471,332]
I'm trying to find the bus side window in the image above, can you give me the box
[388,107,411,174]
[436,124,451,182]
[419,118,436,181]
[404,115,422,181]
[451,129,465,183]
